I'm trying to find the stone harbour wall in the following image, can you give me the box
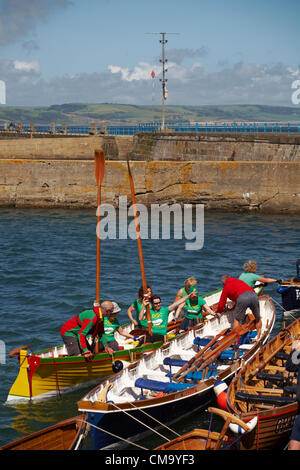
[0,133,300,213]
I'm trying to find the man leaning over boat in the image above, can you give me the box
[60,300,118,360]
[216,275,262,339]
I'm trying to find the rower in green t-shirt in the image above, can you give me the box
[173,276,197,319]
[127,285,152,328]
[139,292,193,343]
[239,260,278,289]
[175,286,216,332]
[100,302,136,352]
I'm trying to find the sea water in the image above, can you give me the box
[0,208,299,448]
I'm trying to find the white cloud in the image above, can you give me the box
[1,56,299,107]
[287,67,300,78]
[108,62,161,82]
[13,60,40,73]
[0,80,6,104]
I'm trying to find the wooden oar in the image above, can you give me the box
[195,321,255,373]
[176,323,254,382]
[95,149,105,306]
[94,149,105,354]
[129,319,182,337]
[280,278,300,287]
[172,327,230,381]
[127,158,152,335]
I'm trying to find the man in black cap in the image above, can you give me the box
[286,340,300,450]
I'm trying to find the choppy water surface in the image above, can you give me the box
[0,208,299,448]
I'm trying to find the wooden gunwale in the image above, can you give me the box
[226,317,300,449]
[0,414,87,451]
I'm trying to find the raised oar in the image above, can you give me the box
[127,158,152,335]
[94,149,105,354]
[95,149,105,306]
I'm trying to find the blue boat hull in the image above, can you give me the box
[87,387,213,449]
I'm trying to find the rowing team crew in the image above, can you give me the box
[60,259,281,361]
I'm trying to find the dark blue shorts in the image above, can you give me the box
[180,317,202,331]
[290,414,300,442]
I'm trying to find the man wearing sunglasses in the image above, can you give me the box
[139,293,192,343]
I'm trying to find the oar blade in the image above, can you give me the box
[95,149,105,185]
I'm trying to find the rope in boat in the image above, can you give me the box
[223,427,250,450]
[204,408,214,450]
[110,402,172,442]
[256,412,260,451]
[127,401,181,437]
[50,347,61,398]
[79,419,149,450]
[270,296,298,322]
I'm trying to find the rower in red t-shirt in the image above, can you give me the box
[217,275,262,339]
[60,300,115,360]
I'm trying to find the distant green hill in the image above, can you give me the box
[0,103,300,126]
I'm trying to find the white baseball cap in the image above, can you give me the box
[112,302,121,314]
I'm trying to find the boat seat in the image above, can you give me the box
[163,357,188,368]
[134,378,195,394]
[185,369,218,381]
[239,331,257,345]
[165,363,218,380]
[236,391,295,408]
[135,378,168,393]
[193,337,212,347]
[275,352,290,361]
[219,349,244,360]
[284,385,298,395]
[256,372,287,384]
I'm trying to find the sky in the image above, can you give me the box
[0,0,299,107]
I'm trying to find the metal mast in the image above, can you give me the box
[160,32,168,131]
[146,32,179,131]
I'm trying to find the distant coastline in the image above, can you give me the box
[0,103,300,126]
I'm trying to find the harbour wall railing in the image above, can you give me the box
[1,121,300,136]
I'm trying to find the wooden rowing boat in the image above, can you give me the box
[0,414,87,451]
[6,321,183,402]
[154,407,257,450]
[77,293,275,450]
[226,317,300,450]
[6,290,220,402]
